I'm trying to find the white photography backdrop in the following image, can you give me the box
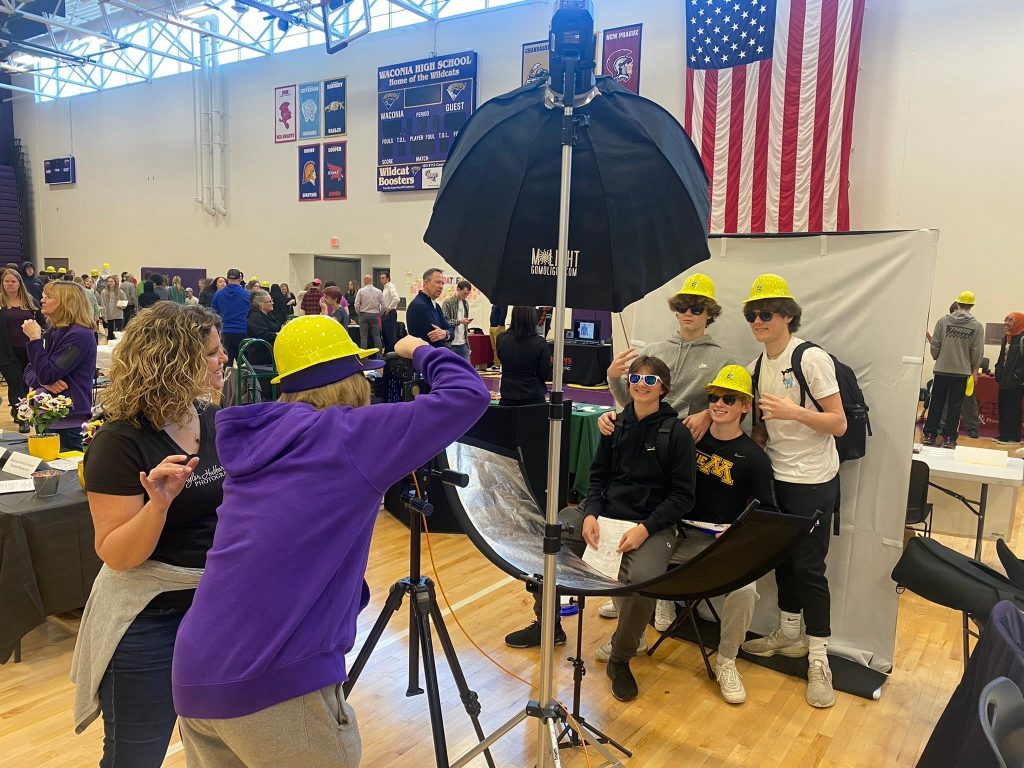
[627,230,939,675]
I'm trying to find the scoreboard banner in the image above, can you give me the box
[322,141,348,201]
[323,77,347,137]
[601,24,642,94]
[298,143,321,201]
[275,84,297,143]
[521,40,549,85]
[377,51,477,192]
[299,82,321,139]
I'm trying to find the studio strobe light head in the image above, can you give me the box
[548,0,596,98]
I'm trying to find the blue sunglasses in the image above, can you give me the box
[627,374,662,387]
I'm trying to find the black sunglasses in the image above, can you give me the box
[676,304,706,316]
[708,393,739,405]
[744,310,776,323]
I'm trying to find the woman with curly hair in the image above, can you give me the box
[71,302,228,768]
[21,281,97,450]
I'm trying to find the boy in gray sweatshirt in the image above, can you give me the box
[924,291,985,448]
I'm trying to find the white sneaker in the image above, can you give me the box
[806,659,836,708]
[715,658,746,704]
[595,635,648,663]
[598,600,618,619]
[654,600,676,632]
[741,629,808,658]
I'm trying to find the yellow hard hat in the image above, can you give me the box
[45,266,55,273]
[705,365,753,399]
[57,267,67,274]
[675,272,716,301]
[957,290,975,305]
[102,262,111,269]
[745,273,794,304]
[260,281,270,288]
[90,268,100,276]
[271,315,383,392]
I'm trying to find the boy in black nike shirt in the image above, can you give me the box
[667,364,776,704]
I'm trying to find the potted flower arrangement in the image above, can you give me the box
[79,418,104,488]
[16,390,73,461]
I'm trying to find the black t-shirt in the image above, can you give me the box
[691,431,776,525]
[497,332,552,403]
[84,403,224,608]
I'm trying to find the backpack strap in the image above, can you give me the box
[656,420,677,478]
[752,353,764,425]
[790,341,824,413]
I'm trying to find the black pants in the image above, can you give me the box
[106,317,124,338]
[223,332,246,368]
[774,476,840,638]
[0,360,24,417]
[924,373,969,439]
[999,386,1024,442]
[381,309,398,354]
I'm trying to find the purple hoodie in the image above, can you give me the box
[24,324,97,429]
[171,346,490,719]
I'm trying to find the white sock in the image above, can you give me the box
[780,611,802,640]
[808,636,829,666]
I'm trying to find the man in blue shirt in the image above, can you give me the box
[405,267,453,347]
[212,268,250,367]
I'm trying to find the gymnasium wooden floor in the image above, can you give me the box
[0,406,1020,767]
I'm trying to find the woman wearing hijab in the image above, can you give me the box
[995,312,1024,444]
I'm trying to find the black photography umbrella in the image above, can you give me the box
[424,76,711,312]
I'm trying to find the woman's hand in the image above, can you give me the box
[138,455,200,509]
[21,319,41,341]
[42,379,68,394]
[617,524,650,553]
[581,515,601,549]
[395,335,427,359]
[597,410,617,437]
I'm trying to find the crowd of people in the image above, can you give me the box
[16,255,1011,767]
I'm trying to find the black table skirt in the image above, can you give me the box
[547,342,613,387]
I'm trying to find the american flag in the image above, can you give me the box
[685,0,866,233]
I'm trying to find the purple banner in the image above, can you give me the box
[601,23,642,94]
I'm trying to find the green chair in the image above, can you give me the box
[235,338,278,405]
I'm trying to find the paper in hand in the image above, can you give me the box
[582,517,636,580]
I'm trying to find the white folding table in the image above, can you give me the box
[912,444,1024,664]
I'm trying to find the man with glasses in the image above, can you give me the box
[738,274,846,709]
[663,365,776,703]
[597,272,735,629]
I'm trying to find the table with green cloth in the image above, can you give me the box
[568,404,615,499]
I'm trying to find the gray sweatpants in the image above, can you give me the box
[535,507,677,662]
[179,684,361,767]
[359,314,382,357]
[669,528,758,661]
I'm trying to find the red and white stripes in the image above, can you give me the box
[685,0,866,234]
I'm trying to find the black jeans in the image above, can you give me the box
[999,385,1024,442]
[223,332,246,368]
[381,309,398,354]
[99,608,186,768]
[1,359,25,418]
[774,476,840,638]
[925,373,969,439]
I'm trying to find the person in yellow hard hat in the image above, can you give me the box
[738,273,847,710]
[665,364,777,705]
[171,317,490,767]
[923,290,984,448]
[597,271,736,628]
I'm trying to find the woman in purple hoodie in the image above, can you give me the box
[172,315,490,767]
[21,281,97,450]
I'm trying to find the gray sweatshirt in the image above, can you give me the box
[930,310,984,376]
[609,333,735,419]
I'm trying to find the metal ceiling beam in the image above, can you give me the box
[29,67,102,89]
[0,3,197,66]
[100,0,269,53]
[2,37,151,79]
[0,79,48,97]
[385,0,438,20]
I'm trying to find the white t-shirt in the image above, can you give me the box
[453,300,468,345]
[748,336,840,484]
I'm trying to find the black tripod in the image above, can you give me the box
[343,466,495,768]
[555,595,632,758]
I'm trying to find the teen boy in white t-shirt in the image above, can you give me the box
[739,274,847,709]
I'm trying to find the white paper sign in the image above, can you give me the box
[48,457,83,471]
[3,451,42,478]
[0,479,35,493]
[581,517,636,580]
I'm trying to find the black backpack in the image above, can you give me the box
[753,341,871,462]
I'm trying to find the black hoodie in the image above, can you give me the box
[583,401,696,535]
[19,262,42,305]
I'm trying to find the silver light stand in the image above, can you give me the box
[450,51,625,768]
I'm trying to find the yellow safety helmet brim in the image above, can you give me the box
[270,315,380,385]
[675,272,716,301]
[704,365,754,399]
[957,291,975,305]
[744,273,795,304]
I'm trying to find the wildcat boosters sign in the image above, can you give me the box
[275,84,297,143]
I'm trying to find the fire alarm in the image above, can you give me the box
[329,237,339,248]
